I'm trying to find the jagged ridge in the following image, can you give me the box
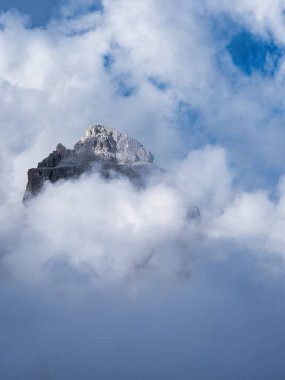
[23,124,154,201]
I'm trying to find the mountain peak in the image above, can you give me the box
[23,124,154,201]
[76,124,154,165]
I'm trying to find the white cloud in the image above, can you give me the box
[2,3,285,378]
[0,0,285,284]
[1,146,229,284]
[205,0,285,42]
[207,176,285,263]
[2,142,285,286]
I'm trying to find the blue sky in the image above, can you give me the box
[1,1,285,379]
[228,30,282,76]
[0,0,57,26]
[0,0,102,26]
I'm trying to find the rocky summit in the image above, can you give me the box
[23,124,154,201]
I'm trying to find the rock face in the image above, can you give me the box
[23,125,154,201]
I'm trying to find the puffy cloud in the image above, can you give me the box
[1,1,285,378]
[1,146,230,284]
[1,0,285,185]
[205,0,285,42]
[208,176,285,263]
[0,0,284,300]
[2,141,285,286]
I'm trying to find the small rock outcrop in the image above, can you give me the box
[23,125,154,201]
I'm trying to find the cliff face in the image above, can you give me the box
[23,125,154,201]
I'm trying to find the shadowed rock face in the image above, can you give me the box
[23,125,155,201]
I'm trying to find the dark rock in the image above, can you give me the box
[186,206,201,220]
[23,124,155,201]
